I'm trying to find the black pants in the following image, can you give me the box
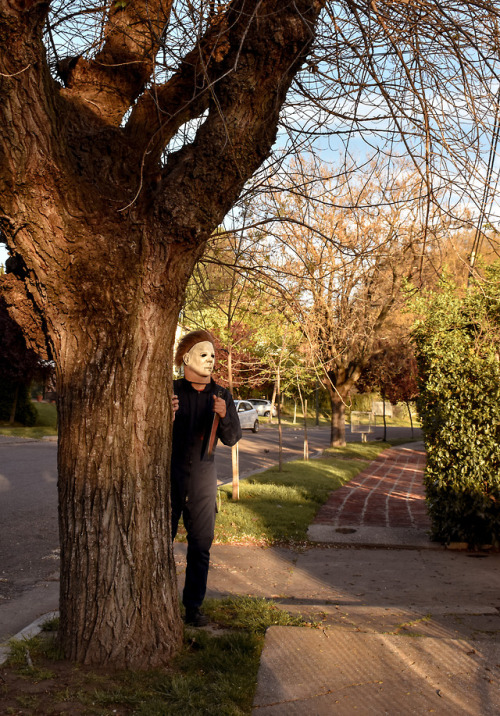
[171,485,217,610]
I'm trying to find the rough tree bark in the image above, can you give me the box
[324,364,361,446]
[0,0,324,667]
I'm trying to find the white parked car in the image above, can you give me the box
[234,400,259,433]
[247,399,277,417]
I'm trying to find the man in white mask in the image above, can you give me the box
[171,330,241,626]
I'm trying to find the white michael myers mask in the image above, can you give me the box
[183,340,215,378]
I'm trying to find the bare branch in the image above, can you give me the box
[157,0,324,240]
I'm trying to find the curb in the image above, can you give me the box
[0,611,59,666]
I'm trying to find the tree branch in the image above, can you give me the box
[157,0,324,241]
[61,0,175,125]
[125,8,231,160]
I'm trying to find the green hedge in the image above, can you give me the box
[413,273,500,547]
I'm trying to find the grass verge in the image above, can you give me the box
[0,402,57,439]
[0,598,312,716]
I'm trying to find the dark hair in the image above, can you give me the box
[174,330,214,367]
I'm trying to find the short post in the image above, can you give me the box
[304,398,309,460]
[232,443,239,500]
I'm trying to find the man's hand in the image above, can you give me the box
[213,395,226,419]
[172,394,179,419]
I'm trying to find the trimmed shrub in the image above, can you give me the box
[413,271,500,547]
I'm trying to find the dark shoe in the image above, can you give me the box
[184,608,209,627]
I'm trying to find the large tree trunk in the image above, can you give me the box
[56,294,183,667]
[329,390,347,446]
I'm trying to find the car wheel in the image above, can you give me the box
[252,420,259,433]
[264,410,270,417]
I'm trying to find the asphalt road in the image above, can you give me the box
[0,423,420,606]
[215,423,332,483]
[0,440,59,603]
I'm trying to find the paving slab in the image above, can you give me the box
[252,626,500,715]
[198,545,500,617]
[307,523,439,548]
[176,542,300,600]
[280,604,500,642]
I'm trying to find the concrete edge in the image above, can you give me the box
[0,611,59,666]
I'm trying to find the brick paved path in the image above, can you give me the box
[313,444,431,531]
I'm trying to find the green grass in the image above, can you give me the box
[212,441,393,545]
[33,401,57,427]
[255,411,420,430]
[261,414,331,428]
[323,441,396,462]
[0,401,57,438]
[371,415,421,428]
[203,595,315,632]
[3,598,312,716]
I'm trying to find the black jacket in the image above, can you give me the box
[171,378,241,497]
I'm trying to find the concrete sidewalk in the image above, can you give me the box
[2,442,500,714]
[244,442,500,714]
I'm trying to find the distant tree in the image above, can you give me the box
[262,163,448,445]
[384,348,419,433]
[0,297,51,424]
[183,232,270,394]
[359,339,420,437]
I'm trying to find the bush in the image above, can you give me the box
[413,271,500,547]
[34,401,57,428]
[0,380,37,426]
[348,392,377,416]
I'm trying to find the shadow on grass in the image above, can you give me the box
[0,402,57,439]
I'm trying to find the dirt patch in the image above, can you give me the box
[0,657,133,715]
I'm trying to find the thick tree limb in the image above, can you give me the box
[61,0,175,125]
[125,9,231,161]
[157,0,325,239]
